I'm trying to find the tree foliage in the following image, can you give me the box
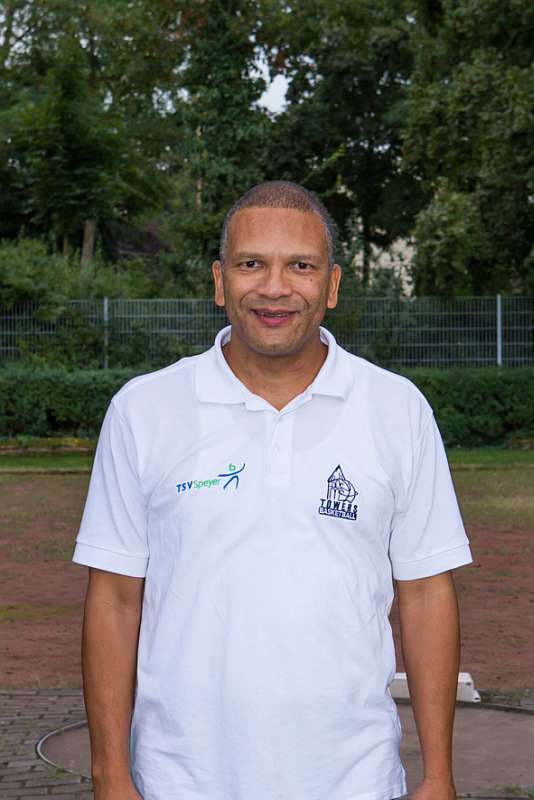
[0,0,532,298]
[0,0,185,258]
[163,0,272,262]
[259,0,426,284]
[404,0,534,296]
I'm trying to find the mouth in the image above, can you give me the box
[252,309,298,327]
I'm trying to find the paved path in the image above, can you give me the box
[2,687,534,799]
[0,689,93,799]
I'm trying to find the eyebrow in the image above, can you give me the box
[231,252,320,262]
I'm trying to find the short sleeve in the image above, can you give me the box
[71,399,149,577]
[389,410,473,580]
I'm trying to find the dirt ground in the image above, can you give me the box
[0,472,533,691]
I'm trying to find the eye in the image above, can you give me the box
[292,261,312,270]
[242,260,260,269]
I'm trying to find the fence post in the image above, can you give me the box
[496,293,503,367]
[103,296,109,369]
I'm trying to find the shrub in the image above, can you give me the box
[1,365,533,445]
[396,367,534,447]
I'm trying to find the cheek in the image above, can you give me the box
[307,281,330,306]
[222,280,242,304]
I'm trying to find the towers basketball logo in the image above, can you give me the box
[318,465,358,521]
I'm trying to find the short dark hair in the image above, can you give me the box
[219,180,337,268]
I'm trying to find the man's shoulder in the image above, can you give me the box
[340,346,433,421]
[110,349,210,420]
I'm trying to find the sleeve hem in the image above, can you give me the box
[71,540,148,578]
[391,542,473,580]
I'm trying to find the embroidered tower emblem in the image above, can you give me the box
[318,464,358,520]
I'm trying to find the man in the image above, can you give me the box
[72,180,473,800]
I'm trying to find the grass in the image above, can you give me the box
[0,473,89,564]
[452,467,534,530]
[0,457,532,533]
[480,687,534,704]
[0,446,533,472]
[447,447,534,467]
[0,537,76,562]
[0,453,93,470]
[0,448,532,532]
[0,452,533,536]
[0,602,80,622]
[502,786,534,799]
[0,435,95,450]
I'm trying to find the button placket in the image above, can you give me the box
[267,411,293,485]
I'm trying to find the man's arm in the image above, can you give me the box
[396,569,460,800]
[81,566,145,799]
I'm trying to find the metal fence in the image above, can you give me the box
[0,294,533,369]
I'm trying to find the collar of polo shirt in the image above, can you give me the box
[195,324,354,410]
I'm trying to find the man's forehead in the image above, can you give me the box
[226,206,329,252]
[229,205,323,226]
[231,249,323,262]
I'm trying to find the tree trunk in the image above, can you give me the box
[195,124,203,210]
[362,220,371,286]
[63,234,72,257]
[81,219,97,267]
[195,177,203,210]
[1,4,15,69]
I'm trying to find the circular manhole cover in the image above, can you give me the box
[38,704,534,797]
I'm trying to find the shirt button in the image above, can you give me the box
[273,444,280,453]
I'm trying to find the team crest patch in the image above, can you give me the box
[318,465,358,521]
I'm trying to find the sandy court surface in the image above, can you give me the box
[0,473,533,690]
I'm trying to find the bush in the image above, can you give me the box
[0,367,138,438]
[0,237,216,305]
[395,367,534,447]
[0,237,190,308]
[1,364,533,445]
[0,239,72,310]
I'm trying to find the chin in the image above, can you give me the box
[248,337,304,358]
[231,317,313,357]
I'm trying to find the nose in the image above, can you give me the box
[257,263,292,299]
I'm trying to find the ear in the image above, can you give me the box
[326,263,342,309]
[212,260,225,307]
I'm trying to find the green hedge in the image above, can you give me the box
[396,367,534,447]
[1,365,534,447]
[0,367,139,440]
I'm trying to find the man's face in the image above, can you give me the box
[211,206,341,358]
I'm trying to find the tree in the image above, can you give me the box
[0,0,272,272]
[165,0,272,263]
[404,0,534,296]
[0,0,184,262]
[259,0,425,286]
[8,39,128,258]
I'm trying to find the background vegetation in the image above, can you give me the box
[2,1,533,441]
[1,0,533,304]
[1,364,533,446]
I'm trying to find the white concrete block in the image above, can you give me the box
[389,672,481,703]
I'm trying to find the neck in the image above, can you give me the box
[222,330,328,411]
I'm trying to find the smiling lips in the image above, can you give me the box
[252,308,298,327]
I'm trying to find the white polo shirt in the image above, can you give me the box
[72,324,473,800]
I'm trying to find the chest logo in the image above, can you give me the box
[176,462,245,494]
[318,464,358,521]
